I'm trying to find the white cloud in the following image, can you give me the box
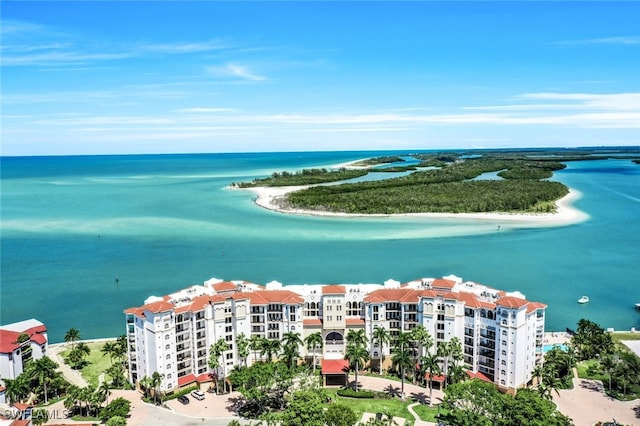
[552,36,640,46]
[207,63,266,81]
[141,39,229,53]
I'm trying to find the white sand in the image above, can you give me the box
[245,184,589,227]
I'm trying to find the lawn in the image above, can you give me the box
[60,341,114,388]
[325,389,412,421]
[324,388,441,423]
[612,332,640,341]
[411,403,444,422]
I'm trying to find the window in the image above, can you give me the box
[166,344,170,350]
[337,315,342,321]
[326,316,332,321]
[166,354,171,359]
[165,334,170,340]
[167,373,172,379]
[167,364,171,369]
[373,314,379,321]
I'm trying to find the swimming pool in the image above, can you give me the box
[543,344,569,353]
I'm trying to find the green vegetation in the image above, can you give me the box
[440,380,572,426]
[326,388,415,422]
[337,388,374,398]
[61,341,115,388]
[282,155,569,214]
[569,319,640,400]
[352,156,405,167]
[235,168,368,187]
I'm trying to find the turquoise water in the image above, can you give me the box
[1,151,639,342]
[543,344,569,353]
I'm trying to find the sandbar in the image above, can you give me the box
[245,184,590,227]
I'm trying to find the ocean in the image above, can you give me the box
[1,151,639,342]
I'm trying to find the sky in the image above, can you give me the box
[1,1,639,156]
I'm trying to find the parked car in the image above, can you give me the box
[177,395,189,405]
[191,390,205,401]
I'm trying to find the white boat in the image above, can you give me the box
[578,296,589,304]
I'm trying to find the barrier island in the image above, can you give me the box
[234,148,639,218]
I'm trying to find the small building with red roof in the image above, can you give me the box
[0,319,48,384]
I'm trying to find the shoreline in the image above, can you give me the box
[245,184,590,226]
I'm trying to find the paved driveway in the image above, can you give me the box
[553,377,639,426]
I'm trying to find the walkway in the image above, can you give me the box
[47,343,89,388]
[552,368,639,426]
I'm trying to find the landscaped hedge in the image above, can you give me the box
[164,385,199,401]
[337,388,374,398]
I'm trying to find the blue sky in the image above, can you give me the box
[2,1,639,156]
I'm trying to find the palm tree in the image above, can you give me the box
[281,331,303,369]
[345,329,369,391]
[138,376,152,399]
[422,351,441,406]
[260,338,281,363]
[96,380,111,406]
[410,325,433,383]
[209,338,229,394]
[29,356,58,404]
[600,354,617,392]
[236,333,250,368]
[64,327,81,349]
[437,341,453,388]
[391,340,413,399]
[150,371,163,404]
[445,337,463,387]
[304,332,323,371]
[372,326,391,375]
[249,334,263,363]
[101,341,117,364]
[4,376,30,404]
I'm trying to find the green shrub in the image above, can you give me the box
[337,388,374,398]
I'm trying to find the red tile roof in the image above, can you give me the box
[213,281,238,292]
[143,300,174,314]
[346,318,365,326]
[124,307,145,319]
[322,285,346,295]
[303,318,322,326]
[243,290,303,305]
[424,372,446,382]
[177,372,212,387]
[431,278,456,290]
[0,325,47,354]
[321,359,349,375]
[364,288,426,303]
[495,296,529,309]
[466,370,493,383]
[526,301,547,313]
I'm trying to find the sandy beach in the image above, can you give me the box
[245,184,589,227]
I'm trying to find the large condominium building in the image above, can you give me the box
[124,275,546,394]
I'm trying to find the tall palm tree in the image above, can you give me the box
[150,371,163,404]
[209,338,229,394]
[236,333,250,368]
[96,380,111,406]
[281,331,303,369]
[260,338,281,363]
[64,327,81,349]
[249,334,263,363]
[372,326,391,375]
[4,376,30,405]
[304,332,323,371]
[391,340,413,399]
[422,351,441,406]
[101,341,117,364]
[138,376,152,399]
[29,356,58,404]
[437,341,453,388]
[445,337,463,387]
[410,325,433,383]
[345,329,369,391]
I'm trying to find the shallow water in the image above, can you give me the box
[1,151,639,342]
